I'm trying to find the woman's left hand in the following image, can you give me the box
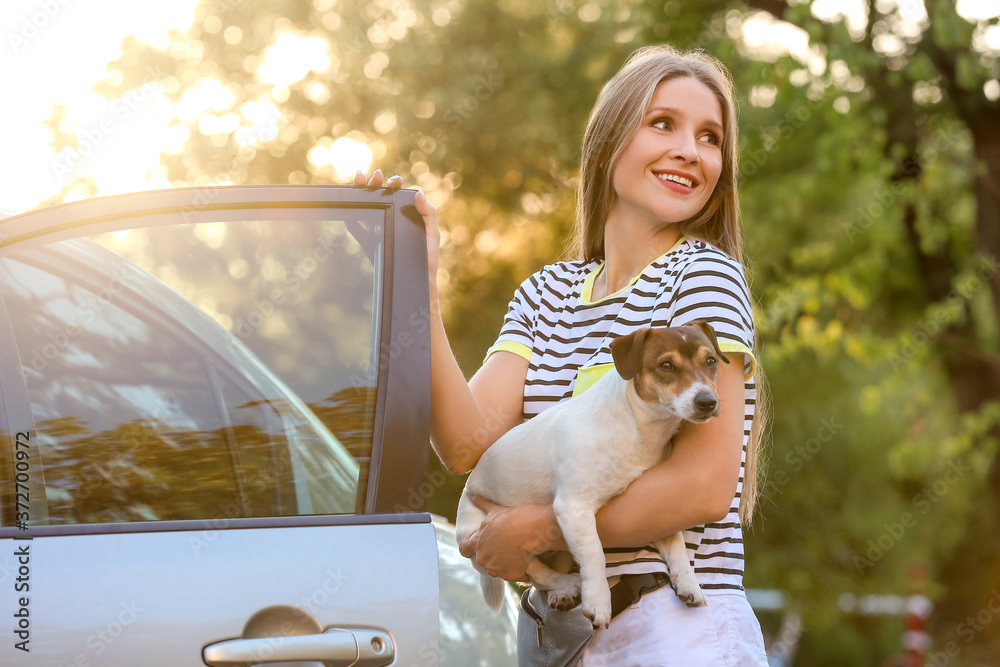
[458,495,563,581]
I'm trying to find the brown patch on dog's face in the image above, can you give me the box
[624,322,729,421]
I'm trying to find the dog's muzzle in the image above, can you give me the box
[693,391,719,419]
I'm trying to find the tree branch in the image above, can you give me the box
[740,0,789,20]
[920,0,972,122]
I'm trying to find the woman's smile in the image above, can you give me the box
[654,169,699,191]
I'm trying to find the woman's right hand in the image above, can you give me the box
[353,170,527,474]
[459,496,565,581]
[354,169,440,294]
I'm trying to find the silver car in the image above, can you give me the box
[0,187,517,666]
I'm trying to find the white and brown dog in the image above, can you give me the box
[456,321,729,628]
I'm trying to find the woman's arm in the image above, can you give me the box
[431,332,528,474]
[356,170,526,474]
[460,355,746,580]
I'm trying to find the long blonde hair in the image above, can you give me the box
[571,45,769,523]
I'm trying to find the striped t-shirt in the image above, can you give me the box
[486,236,757,592]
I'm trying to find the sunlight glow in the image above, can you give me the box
[327,136,374,181]
[811,0,869,38]
[128,1,198,50]
[957,0,1000,20]
[175,78,238,122]
[235,101,282,148]
[309,137,374,181]
[740,12,826,74]
[257,32,333,87]
[749,85,778,108]
[981,24,1000,54]
[46,81,177,199]
[985,80,1000,101]
[0,0,199,210]
[883,0,928,23]
[193,221,229,250]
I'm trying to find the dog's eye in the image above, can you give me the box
[706,357,717,367]
[659,361,675,372]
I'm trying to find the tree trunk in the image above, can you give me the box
[930,99,1000,666]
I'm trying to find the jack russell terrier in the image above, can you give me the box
[456,321,730,628]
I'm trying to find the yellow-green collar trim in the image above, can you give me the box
[580,236,690,305]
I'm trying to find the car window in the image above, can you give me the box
[0,214,382,525]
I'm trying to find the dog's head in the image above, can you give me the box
[609,321,730,423]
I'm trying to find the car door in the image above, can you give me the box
[0,186,439,666]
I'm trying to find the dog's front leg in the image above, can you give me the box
[552,496,611,628]
[653,533,706,607]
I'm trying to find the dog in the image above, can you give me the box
[455,321,730,628]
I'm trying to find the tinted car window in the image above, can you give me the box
[1,214,382,524]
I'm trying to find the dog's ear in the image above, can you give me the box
[683,320,730,365]
[610,328,650,380]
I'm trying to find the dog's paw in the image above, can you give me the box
[581,603,611,629]
[544,573,582,611]
[547,590,582,611]
[672,575,707,607]
[580,586,612,629]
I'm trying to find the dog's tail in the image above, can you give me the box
[481,573,506,613]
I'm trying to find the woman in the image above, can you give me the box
[359,44,768,666]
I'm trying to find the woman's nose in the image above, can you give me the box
[667,130,699,163]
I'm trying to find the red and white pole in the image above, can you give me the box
[902,561,932,666]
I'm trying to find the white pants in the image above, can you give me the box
[580,587,769,667]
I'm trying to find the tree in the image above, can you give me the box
[737,0,1000,661]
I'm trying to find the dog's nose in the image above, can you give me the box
[695,392,718,413]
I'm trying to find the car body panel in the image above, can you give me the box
[0,520,439,666]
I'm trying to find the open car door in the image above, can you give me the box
[0,186,439,666]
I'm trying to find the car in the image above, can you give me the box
[0,186,518,666]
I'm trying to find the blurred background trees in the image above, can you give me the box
[46,0,1000,662]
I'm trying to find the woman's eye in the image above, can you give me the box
[652,118,671,131]
[699,133,721,146]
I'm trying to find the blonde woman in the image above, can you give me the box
[361,44,769,666]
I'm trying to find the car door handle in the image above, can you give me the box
[203,627,394,666]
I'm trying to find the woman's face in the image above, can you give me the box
[608,76,725,229]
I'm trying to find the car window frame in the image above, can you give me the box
[0,185,431,536]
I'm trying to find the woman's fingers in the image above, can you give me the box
[458,530,478,558]
[470,494,498,513]
[353,169,386,187]
[354,169,406,190]
[352,172,440,275]
[415,189,435,217]
[458,498,534,581]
